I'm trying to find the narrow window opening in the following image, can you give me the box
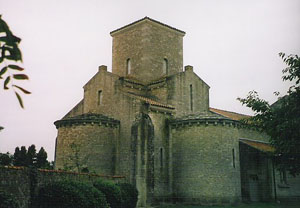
[98,90,102,105]
[160,147,163,168]
[232,148,235,168]
[280,169,288,185]
[190,84,193,111]
[126,58,131,75]
[163,58,168,75]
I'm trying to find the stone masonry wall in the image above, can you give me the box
[0,166,124,208]
[149,111,172,201]
[171,124,270,205]
[111,20,184,82]
[171,124,241,204]
[168,68,210,117]
[55,124,119,174]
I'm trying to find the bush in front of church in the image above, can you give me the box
[0,189,18,208]
[34,180,108,208]
[117,182,138,208]
[93,179,122,208]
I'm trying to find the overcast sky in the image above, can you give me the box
[1,0,300,161]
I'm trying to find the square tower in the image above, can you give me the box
[110,17,185,82]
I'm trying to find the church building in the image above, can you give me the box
[54,17,299,206]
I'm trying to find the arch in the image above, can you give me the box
[126,58,131,75]
[131,113,154,207]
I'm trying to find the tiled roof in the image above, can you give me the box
[127,92,175,109]
[175,110,228,121]
[54,113,120,128]
[240,139,275,153]
[209,108,250,121]
[110,16,186,36]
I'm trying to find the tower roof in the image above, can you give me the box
[110,16,186,36]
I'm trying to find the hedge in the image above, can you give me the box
[0,189,18,208]
[93,179,122,208]
[34,180,108,208]
[117,182,138,208]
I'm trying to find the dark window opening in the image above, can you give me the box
[190,84,193,111]
[163,58,168,75]
[160,147,163,168]
[232,148,235,168]
[98,90,102,105]
[126,58,131,75]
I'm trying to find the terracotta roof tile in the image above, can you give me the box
[209,108,250,121]
[127,92,175,109]
[240,139,275,153]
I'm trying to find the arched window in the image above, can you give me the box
[163,58,168,75]
[126,58,131,75]
[98,90,102,105]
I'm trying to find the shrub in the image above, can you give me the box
[117,182,138,208]
[0,189,18,208]
[34,180,108,208]
[93,180,122,208]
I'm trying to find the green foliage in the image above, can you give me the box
[11,145,52,169]
[34,180,108,208]
[13,146,27,166]
[27,144,37,167]
[0,189,18,208]
[0,15,30,108]
[36,147,48,168]
[238,53,300,175]
[93,179,122,208]
[0,152,12,166]
[63,142,89,172]
[117,182,138,208]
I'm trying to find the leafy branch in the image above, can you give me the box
[0,15,30,108]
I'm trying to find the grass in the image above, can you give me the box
[155,202,300,208]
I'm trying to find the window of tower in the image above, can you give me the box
[126,58,131,75]
[163,58,168,74]
[98,90,102,105]
[190,84,193,111]
[160,147,163,168]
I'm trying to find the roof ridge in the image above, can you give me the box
[110,16,185,36]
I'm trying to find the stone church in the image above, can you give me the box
[54,17,299,206]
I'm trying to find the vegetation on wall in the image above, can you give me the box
[62,142,89,173]
[238,53,300,175]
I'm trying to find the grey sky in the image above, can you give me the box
[1,0,299,160]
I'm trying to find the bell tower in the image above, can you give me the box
[110,17,185,82]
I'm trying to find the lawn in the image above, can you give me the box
[155,202,300,208]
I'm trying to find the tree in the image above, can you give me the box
[13,146,28,166]
[0,152,12,166]
[0,15,30,108]
[11,145,52,168]
[238,53,300,175]
[27,144,37,167]
[36,147,48,168]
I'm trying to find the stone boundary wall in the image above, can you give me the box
[0,166,125,208]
